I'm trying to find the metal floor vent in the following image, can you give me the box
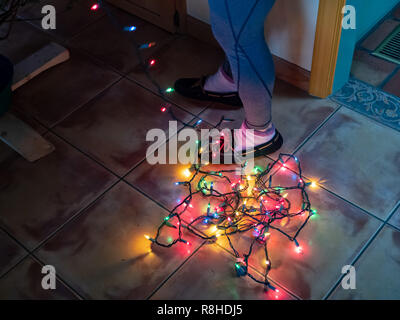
[373,25,400,64]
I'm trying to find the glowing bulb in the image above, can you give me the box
[160,107,167,112]
[91,3,99,10]
[144,235,150,240]
[183,169,191,178]
[149,59,156,66]
[166,87,174,93]
[310,181,317,188]
[124,25,136,32]
[295,246,303,254]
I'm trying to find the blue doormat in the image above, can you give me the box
[330,78,400,132]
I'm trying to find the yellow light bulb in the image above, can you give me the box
[310,181,317,188]
[183,169,191,178]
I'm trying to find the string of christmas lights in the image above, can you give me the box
[89,2,318,293]
[144,154,316,293]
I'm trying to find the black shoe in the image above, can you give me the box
[174,76,243,108]
[198,130,284,164]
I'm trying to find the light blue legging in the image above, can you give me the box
[208,0,276,130]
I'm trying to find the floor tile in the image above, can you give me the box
[0,256,78,299]
[360,19,400,51]
[0,21,53,64]
[152,244,295,300]
[127,36,225,115]
[330,225,400,299]
[295,107,400,218]
[18,0,105,41]
[0,132,117,250]
[35,181,203,299]
[54,78,194,176]
[389,206,400,229]
[383,70,400,98]
[351,50,398,87]
[0,230,27,277]
[12,49,121,127]
[199,79,337,158]
[68,7,174,75]
[214,167,382,299]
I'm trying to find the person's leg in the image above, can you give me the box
[208,0,276,131]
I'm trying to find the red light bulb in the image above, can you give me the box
[91,3,99,10]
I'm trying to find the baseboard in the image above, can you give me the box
[186,15,310,92]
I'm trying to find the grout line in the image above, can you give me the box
[48,76,124,130]
[30,178,121,254]
[145,241,206,300]
[122,179,173,214]
[322,220,386,300]
[317,185,386,223]
[44,129,121,178]
[378,66,400,89]
[0,241,30,280]
[322,200,400,300]
[213,241,302,300]
[29,254,86,300]
[385,201,400,223]
[292,104,342,155]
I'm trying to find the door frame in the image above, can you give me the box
[309,0,347,98]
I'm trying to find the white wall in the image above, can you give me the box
[186,0,319,71]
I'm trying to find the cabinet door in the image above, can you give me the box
[107,0,186,33]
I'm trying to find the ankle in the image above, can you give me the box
[244,120,275,134]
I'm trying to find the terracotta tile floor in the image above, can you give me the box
[1,4,400,300]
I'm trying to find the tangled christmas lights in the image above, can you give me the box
[145,154,316,292]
